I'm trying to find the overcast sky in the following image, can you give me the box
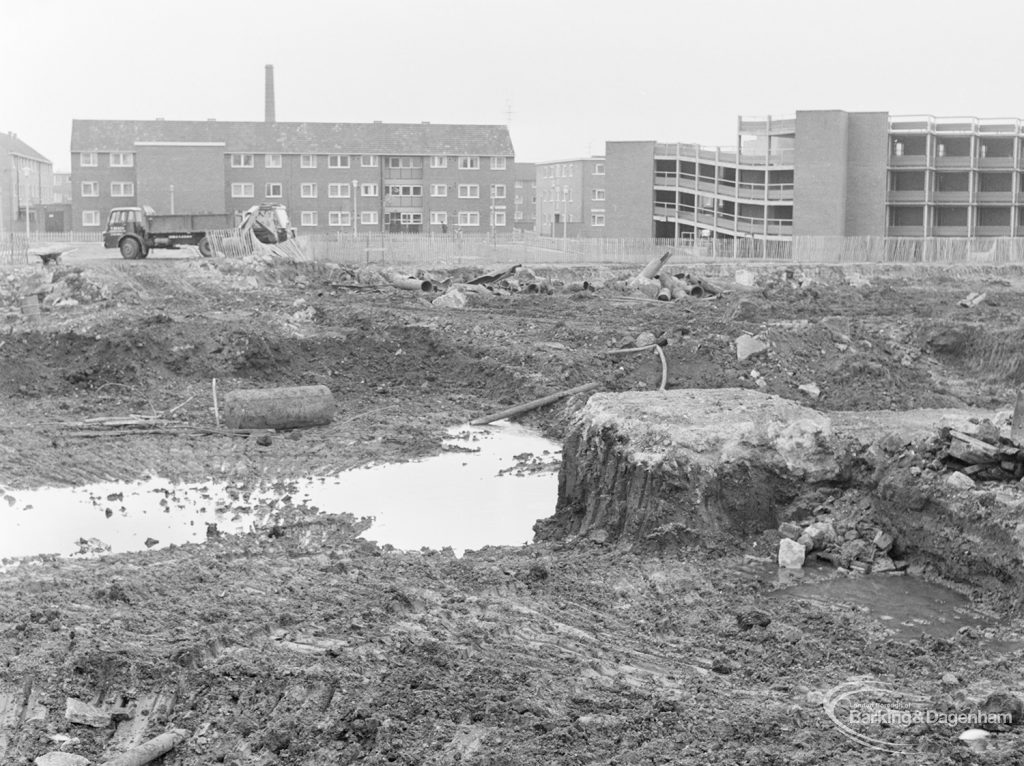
[5,0,1023,170]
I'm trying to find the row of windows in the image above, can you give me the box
[230,182,508,199]
[231,154,507,170]
[79,152,133,168]
[539,188,606,203]
[81,181,134,197]
[540,162,605,178]
[78,152,511,170]
[541,210,606,226]
[297,210,507,227]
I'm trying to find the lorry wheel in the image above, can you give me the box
[119,237,144,260]
[198,237,214,258]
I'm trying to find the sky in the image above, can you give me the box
[4,0,1024,170]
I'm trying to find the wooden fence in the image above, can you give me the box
[0,232,103,265]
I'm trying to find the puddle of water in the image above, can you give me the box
[770,569,999,640]
[0,422,561,564]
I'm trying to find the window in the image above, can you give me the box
[514,195,523,204]
[300,154,317,169]
[360,211,378,225]
[328,211,351,226]
[593,163,605,175]
[490,184,506,199]
[385,185,422,197]
[110,152,134,167]
[360,155,379,167]
[231,153,254,168]
[328,154,350,168]
[80,152,97,168]
[592,188,606,201]
[430,156,447,168]
[430,211,448,225]
[81,181,98,197]
[457,211,480,226]
[300,211,318,226]
[82,210,100,227]
[491,210,507,226]
[458,184,480,198]
[430,184,448,197]
[514,210,524,221]
[265,153,282,168]
[301,183,318,198]
[266,182,282,198]
[458,156,480,170]
[514,181,523,189]
[390,212,422,225]
[328,183,350,198]
[231,182,254,198]
[361,183,378,197]
[490,157,507,170]
[591,211,606,226]
[388,157,421,168]
[111,181,135,197]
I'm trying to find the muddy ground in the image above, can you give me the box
[2,250,1024,764]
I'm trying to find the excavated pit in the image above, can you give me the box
[539,388,1024,607]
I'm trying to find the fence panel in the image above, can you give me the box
[0,232,104,266]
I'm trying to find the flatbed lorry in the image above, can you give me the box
[103,204,295,259]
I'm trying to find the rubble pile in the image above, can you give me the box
[777,509,905,575]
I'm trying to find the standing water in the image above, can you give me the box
[0,422,561,563]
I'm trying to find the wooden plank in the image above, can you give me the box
[1012,390,1024,447]
[948,430,1001,465]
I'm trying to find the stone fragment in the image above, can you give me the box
[797,382,821,400]
[958,728,990,751]
[778,521,803,540]
[432,289,468,309]
[735,334,769,362]
[946,472,976,490]
[65,697,110,727]
[941,673,960,687]
[634,331,658,348]
[35,754,90,766]
[872,556,896,573]
[734,269,757,287]
[730,299,760,322]
[873,530,894,552]
[736,610,771,631]
[803,521,837,550]
[981,691,1024,727]
[778,538,806,569]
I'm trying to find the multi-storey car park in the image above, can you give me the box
[603,109,1024,243]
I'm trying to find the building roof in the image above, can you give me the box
[0,132,51,163]
[71,120,515,156]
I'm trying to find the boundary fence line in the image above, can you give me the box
[0,232,104,265]
[208,231,1024,268]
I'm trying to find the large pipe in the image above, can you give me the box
[388,276,433,292]
[265,65,276,123]
[222,385,335,430]
[469,382,600,426]
[100,728,189,766]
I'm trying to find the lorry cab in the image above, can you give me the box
[103,206,154,250]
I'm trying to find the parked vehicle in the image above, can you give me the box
[103,204,295,259]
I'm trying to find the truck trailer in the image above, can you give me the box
[103,204,294,259]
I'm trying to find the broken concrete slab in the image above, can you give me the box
[735,334,768,361]
[778,538,806,569]
[35,753,90,766]
[65,697,110,727]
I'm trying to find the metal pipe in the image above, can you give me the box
[100,728,189,766]
[469,382,600,426]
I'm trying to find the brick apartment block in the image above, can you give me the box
[70,120,516,234]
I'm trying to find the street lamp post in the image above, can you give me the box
[22,167,33,238]
[352,179,359,236]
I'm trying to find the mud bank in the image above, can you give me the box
[540,389,1024,598]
